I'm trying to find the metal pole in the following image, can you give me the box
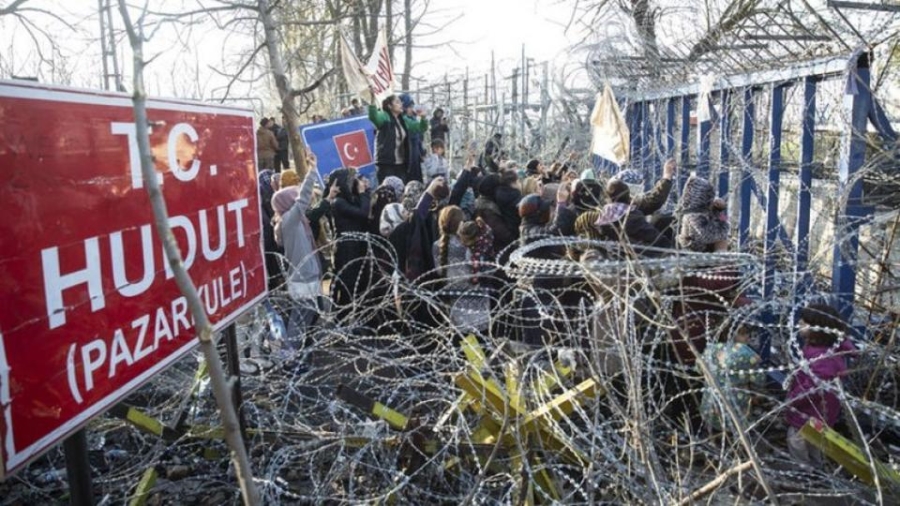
[63,429,94,506]
[224,324,248,441]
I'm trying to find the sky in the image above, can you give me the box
[0,0,582,111]
[421,0,577,72]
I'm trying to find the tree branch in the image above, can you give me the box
[115,1,261,504]
[290,67,336,96]
[0,0,28,17]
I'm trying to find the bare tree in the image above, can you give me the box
[0,0,79,81]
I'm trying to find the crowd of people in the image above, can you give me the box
[255,92,858,468]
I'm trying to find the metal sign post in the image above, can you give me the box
[62,429,94,506]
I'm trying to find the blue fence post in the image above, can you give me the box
[831,52,873,323]
[739,88,755,249]
[718,90,731,197]
[794,77,817,306]
[762,83,787,361]
[679,96,691,194]
[697,94,712,179]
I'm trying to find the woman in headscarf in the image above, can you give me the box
[379,203,408,237]
[271,153,333,343]
[474,174,516,254]
[327,168,372,310]
[368,94,429,184]
[259,168,284,291]
[368,176,404,236]
[677,176,730,252]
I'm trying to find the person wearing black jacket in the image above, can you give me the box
[326,169,372,309]
[272,117,290,171]
[479,133,502,173]
[369,95,429,183]
[258,169,284,291]
[495,169,523,244]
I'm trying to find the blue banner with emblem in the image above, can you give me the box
[300,115,376,185]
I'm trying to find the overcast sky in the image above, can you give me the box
[0,0,582,112]
[421,0,576,72]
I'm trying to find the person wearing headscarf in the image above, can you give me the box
[258,168,284,291]
[592,178,672,250]
[327,168,372,309]
[270,154,332,341]
[368,94,429,184]
[677,176,730,252]
[576,159,676,250]
[380,202,408,237]
[401,180,425,214]
[474,174,516,254]
[381,175,405,201]
[368,183,400,236]
[571,178,606,215]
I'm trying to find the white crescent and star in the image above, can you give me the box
[342,142,359,161]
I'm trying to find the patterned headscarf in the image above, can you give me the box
[381,176,405,200]
[380,203,407,237]
[402,180,425,213]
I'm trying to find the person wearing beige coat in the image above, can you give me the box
[256,118,278,170]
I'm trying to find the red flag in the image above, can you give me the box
[333,129,373,168]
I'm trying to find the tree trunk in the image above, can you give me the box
[115,2,261,505]
[258,0,308,179]
[402,0,412,91]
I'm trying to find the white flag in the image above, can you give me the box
[590,83,630,167]
[340,34,372,102]
[362,26,395,103]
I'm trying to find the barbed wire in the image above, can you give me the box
[3,226,899,504]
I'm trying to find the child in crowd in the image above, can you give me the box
[700,324,764,433]
[785,303,854,465]
[422,139,449,185]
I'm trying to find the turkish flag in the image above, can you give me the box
[333,129,373,168]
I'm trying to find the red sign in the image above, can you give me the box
[0,80,267,478]
[333,130,373,168]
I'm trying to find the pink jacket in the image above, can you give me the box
[785,341,855,428]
